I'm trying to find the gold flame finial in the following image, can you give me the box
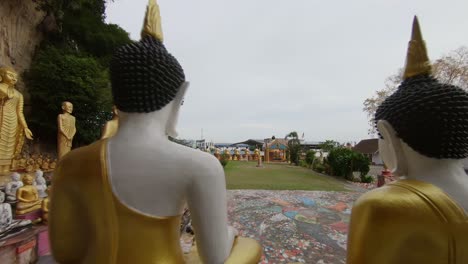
[402,16,432,79]
[141,0,164,42]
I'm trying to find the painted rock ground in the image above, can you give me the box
[227,190,364,264]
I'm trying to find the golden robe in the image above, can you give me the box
[50,139,262,264]
[347,180,468,264]
[0,89,26,166]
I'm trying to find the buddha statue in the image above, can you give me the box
[5,172,23,201]
[50,1,261,263]
[254,148,260,160]
[234,148,241,160]
[57,101,76,160]
[41,187,50,223]
[0,66,33,180]
[41,157,50,171]
[0,191,12,228]
[347,17,468,264]
[25,158,34,173]
[18,156,27,170]
[244,148,251,160]
[16,175,42,216]
[101,105,119,139]
[223,148,232,160]
[34,170,47,198]
[49,159,57,170]
[214,148,221,159]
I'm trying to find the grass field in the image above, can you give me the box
[224,161,347,191]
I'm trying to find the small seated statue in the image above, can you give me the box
[18,156,27,170]
[5,172,23,201]
[41,157,50,171]
[49,159,57,170]
[347,17,468,264]
[41,187,50,223]
[34,170,48,198]
[50,1,262,263]
[234,148,241,160]
[16,175,42,216]
[0,191,12,228]
[25,158,34,173]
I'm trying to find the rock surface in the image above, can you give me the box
[0,0,46,105]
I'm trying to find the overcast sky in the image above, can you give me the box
[105,0,468,143]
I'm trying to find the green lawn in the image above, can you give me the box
[224,161,347,191]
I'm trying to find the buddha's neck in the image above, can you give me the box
[116,112,169,142]
[403,150,468,210]
[405,158,465,183]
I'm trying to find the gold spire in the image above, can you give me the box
[141,0,164,42]
[402,16,432,79]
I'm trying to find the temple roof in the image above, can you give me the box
[353,139,379,154]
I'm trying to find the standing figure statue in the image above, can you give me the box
[0,67,33,176]
[57,101,76,160]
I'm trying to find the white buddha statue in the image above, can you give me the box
[34,170,48,198]
[0,191,12,228]
[50,1,261,263]
[5,172,23,201]
[347,17,468,264]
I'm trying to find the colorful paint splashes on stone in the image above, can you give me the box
[226,190,364,263]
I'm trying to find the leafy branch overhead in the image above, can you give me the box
[363,46,468,136]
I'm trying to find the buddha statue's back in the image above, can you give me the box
[50,1,261,263]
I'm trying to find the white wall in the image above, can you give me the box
[372,152,383,165]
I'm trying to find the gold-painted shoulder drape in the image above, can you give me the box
[347,179,468,264]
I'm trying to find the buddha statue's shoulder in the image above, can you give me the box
[353,179,466,222]
[55,140,106,182]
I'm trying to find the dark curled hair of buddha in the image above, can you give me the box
[110,36,185,113]
[375,74,468,159]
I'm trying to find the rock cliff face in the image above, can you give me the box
[0,0,46,104]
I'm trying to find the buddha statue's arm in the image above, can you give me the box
[16,93,28,129]
[57,115,68,139]
[347,192,403,264]
[16,189,31,203]
[17,93,33,140]
[70,117,76,138]
[187,156,236,264]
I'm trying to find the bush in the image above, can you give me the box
[313,163,326,173]
[326,147,370,180]
[305,150,316,168]
[220,153,230,167]
[220,159,229,167]
[299,160,308,168]
[361,175,374,183]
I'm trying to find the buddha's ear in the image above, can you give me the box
[377,120,408,176]
[166,82,190,138]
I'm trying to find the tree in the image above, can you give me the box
[26,45,112,146]
[26,0,132,146]
[305,150,316,168]
[363,46,468,135]
[285,131,301,166]
[318,140,341,153]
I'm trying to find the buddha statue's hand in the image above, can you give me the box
[228,225,238,238]
[24,128,33,140]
